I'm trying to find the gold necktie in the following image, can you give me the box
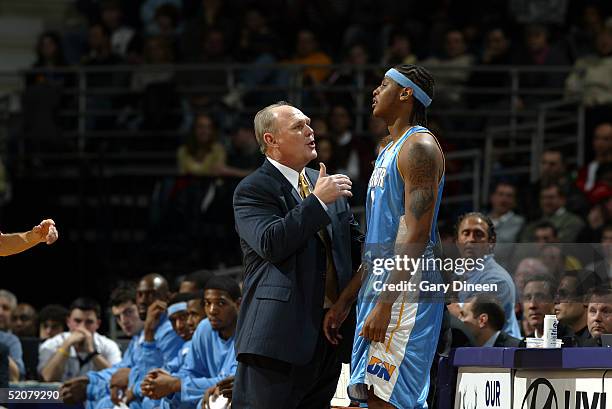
[298,173,339,306]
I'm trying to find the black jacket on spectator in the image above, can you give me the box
[493,331,522,347]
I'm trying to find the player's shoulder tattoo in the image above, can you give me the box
[402,137,441,220]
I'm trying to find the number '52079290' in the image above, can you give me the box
[7,390,60,401]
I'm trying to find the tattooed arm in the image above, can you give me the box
[360,133,443,342]
[395,134,443,260]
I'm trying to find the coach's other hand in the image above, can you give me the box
[323,299,351,345]
[313,163,352,204]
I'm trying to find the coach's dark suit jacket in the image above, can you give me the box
[233,158,363,365]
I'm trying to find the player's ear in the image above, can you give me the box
[400,87,413,101]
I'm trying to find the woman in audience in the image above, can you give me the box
[177,113,226,176]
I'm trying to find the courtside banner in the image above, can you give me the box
[514,370,607,409]
[454,368,513,409]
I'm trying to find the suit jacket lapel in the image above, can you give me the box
[261,159,301,208]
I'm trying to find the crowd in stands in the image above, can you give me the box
[20,0,612,166]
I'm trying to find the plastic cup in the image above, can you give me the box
[525,337,544,348]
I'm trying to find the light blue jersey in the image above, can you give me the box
[349,126,445,408]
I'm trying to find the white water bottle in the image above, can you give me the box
[543,314,558,348]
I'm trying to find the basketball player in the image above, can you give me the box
[0,219,58,256]
[324,65,444,408]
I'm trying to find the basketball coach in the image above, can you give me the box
[232,101,363,408]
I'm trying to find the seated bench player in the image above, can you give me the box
[141,292,206,409]
[141,276,240,409]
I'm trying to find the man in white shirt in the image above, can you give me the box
[38,297,121,382]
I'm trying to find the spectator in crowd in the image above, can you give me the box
[0,290,17,331]
[520,183,586,243]
[577,123,612,195]
[236,7,276,62]
[421,29,475,106]
[514,257,550,298]
[521,149,588,220]
[566,28,612,115]
[587,287,612,339]
[486,181,524,268]
[38,297,122,382]
[381,30,417,66]
[152,4,181,43]
[141,0,182,35]
[521,274,576,339]
[467,27,513,110]
[234,8,280,108]
[516,24,571,108]
[131,36,175,92]
[452,212,522,338]
[308,136,335,175]
[179,0,234,62]
[132,36,182,132]
[569,5,606,58]
[555,270,600,340]
[327,105,360,181]
[100,0,136,57]
[0,219,59,257]
[82,21,124,70]
[178,29,230,112]
[178,270,215,293]
[488,182,525,243]
[140,291,206,408]
[219,122,263,178]
[539,243,568,278]
[82,23,126,131]
[586,224,612,284]
[326,43,379,108]
[459,294,521,347]
[28,31,69,87]
[0,328,25,381]
[577,190,612,243]
[60,284,145,406]
[177,113,226,176]
[513,257,552,335]
[325,105,375,196]
[532,221,582,271]
[39,304,69,340]
[11,303,37,338]
[287,29,332,85]
[140,276,239,408]
[367,116,390,149]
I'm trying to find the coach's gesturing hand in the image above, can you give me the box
[360,302,392,343]
[313,163,352,204]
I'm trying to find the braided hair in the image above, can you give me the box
[394,64,435,126]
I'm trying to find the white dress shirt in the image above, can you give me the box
[38,331,122,381]
[267,157,328,210]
